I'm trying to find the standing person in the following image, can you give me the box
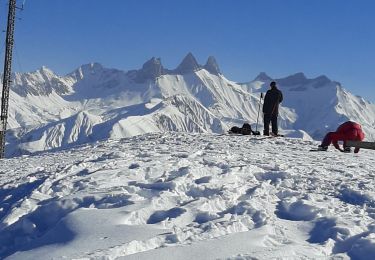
[262,81,283,136]
[318,121,365,153]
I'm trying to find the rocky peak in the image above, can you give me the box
[174,52,201,74]
[284,72,307,81]
[134,57,164,82]
[81,63,104,73]
[204,56,220,75]
[312,75,334,89]
[254,72,272,82]
[38,66,55,77]
[12,67,71,97]
[71,63,105,80]
[313,75,331,84]
[277,72,308,86]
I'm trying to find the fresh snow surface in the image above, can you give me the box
[1,133,374,259]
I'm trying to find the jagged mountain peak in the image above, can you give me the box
[130,54,222,78]
[276,72,309,86]
[134,57,164,82]
[174,52,201,74]
[314,75,330,81]
[273,73,337,90]
[254,72,332,87]
[16,66,58,79]
[80,62,104,72]
[254,72,272,82]
[204,56,221,75]
[310,75,334,88]
[37,66,55,75]
[9,65,73,98]
[183,52,198,61]
[285,72,307,81]
[69,62,105,80]
[146,57,162,65]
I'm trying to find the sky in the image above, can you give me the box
[0,0,374,101]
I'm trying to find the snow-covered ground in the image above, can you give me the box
[1,133,374,259]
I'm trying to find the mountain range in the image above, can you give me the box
[2,53,375,156]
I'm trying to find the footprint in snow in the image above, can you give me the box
[307,217,338,244]
[128,163,140,169]
[129,181,176,191]
[147,207,186,224]
[337,188,375,208]
[275,199,320,221]
[254,171,288,185]
[89,152,123,162]
[174,153,189,158]
[186,186,222,199]
[194,212,219,224]
[165,166,190,181]
[194,176,212,184]
[220,201,268,227]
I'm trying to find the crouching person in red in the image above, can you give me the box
[318,121,365,153]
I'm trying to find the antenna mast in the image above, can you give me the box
[0,0,17,158]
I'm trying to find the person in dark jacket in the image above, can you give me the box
[262,81,283,136]
[318,121,365,153]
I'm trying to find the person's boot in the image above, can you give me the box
[317,145,328,151]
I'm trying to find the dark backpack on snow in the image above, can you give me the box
[229,126,242,134]
[241,123,252,135]
[229,123,254,135]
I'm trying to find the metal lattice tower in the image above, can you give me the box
[0,0,17,158]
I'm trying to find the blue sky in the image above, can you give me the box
[1,0,374,101]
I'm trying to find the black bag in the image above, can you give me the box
[229,126,242,134]
[241,123,252,135]
[228,122,261,136]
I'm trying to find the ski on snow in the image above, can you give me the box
[309,149,326,152]
[346,141,375,150]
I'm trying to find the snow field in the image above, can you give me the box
[0,133,374,259]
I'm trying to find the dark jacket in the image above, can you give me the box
[262,87,283,115]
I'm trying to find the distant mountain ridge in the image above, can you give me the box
[2,53,375,156]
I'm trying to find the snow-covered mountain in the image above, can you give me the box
[2,53,375,156]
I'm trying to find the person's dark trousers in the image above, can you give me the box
[263,113,278,135]
[321,132,334,147]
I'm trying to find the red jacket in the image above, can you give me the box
[331,121,365,153]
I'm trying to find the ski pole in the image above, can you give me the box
[255,92,263,133]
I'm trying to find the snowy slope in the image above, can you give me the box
[1,133,374,259]
[2,54,375,156]
[3,67,77,128]
[6,95,227,157]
